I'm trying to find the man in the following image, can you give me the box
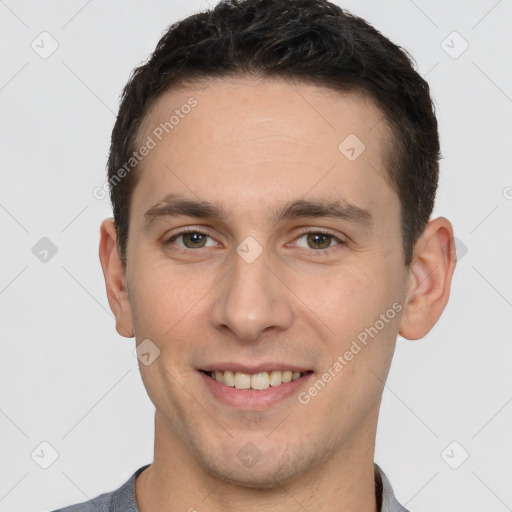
[53,0,456,510]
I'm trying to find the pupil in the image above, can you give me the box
[184,233,206,248]
[308,233,330,249]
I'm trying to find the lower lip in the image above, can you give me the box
[200,371,314,410]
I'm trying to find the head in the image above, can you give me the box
[100,0,455,492]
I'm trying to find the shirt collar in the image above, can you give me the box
[375,464,411,512]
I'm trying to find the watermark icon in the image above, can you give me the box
[338,134,366,161]
[31,441,59,469]
[453,237,468,261]
[298,302,403,405]
[31,31,59,59]
[236,236,263,263]
[503,186,512,200]
[237,442,263,468]
[441,441,469,469]
[441,31,469,59]
[134,338,161,366]
[32,237,58,263]
[92,97,198,200]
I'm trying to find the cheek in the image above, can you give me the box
[299,262,403,361]
[306,268,402,420]
[128,264,190,333]
[128,268,209,393]
[127,259,220,354]
[295,265,382,330]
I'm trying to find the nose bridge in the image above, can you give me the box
[211,243,293,341]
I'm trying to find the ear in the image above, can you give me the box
[98,218,134,338]
[399,217,457,340]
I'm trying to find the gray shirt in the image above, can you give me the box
[51,463,410,512]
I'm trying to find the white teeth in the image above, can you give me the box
[251,372,270,390]
[269,370,283,387]
[234,373,251,390]
[282,370,292,383]
[223,370,235,387]
[208,370,306,390]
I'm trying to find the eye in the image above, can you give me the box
[293,230,345,251]
[166,230,217,249]
[164,228,345,253]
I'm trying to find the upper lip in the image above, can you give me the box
[199,363,312,374]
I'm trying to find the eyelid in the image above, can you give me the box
[291,226,346,241]
[288,227,346,251]
[167,225,214,237]
[165,226,219,246]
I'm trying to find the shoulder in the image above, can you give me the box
[49,464,150,512]
[51,498,103,512]
[51,490,116,512]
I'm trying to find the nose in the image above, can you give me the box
[210,246,294,342]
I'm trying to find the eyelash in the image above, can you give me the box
[164,227,346,254]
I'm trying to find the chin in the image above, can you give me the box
[195,440,313,489]
[206,461,301,489]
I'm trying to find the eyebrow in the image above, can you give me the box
[143,193,373,231]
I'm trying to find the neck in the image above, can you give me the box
[135,412,379,512]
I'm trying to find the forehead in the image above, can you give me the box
[132,77,397,225]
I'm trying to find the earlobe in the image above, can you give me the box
[399,217,457,340]
[98,218,135,338]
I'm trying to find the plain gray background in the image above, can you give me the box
[1,1,511,511]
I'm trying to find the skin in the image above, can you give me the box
[99,77,456,512]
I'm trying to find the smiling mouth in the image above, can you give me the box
[201,370,313,390]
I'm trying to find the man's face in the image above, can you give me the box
[120,78,410,486]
